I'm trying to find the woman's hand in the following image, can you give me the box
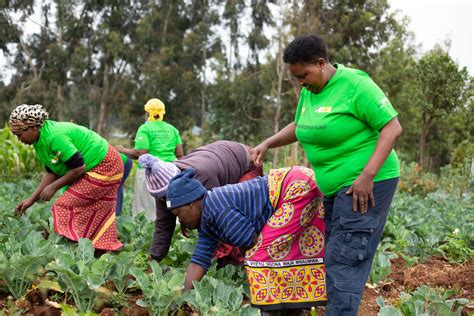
[180,224,190,238]
[115,145,125,152]
[346,173,375,214]
[15,197,35,215]
[39,184,57,201]
[251,142,269,166]
[251,122,298,165]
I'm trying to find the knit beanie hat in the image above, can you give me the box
[138,154,181,199]
[166,168,206,209]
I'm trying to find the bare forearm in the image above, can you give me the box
[29,172,58,202]
[175,144,184,159]
[262,122,297,149]
[362,118,402,179]
[184,263,206,291]
[49,165,86,191]
[119,148,141,160]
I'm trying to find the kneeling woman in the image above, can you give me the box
[167,166,327,313]
[9,104,123,251]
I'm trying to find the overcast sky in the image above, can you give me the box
[389,0,473,74]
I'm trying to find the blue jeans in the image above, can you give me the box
[116,158,133,215]
[323,178,399,316]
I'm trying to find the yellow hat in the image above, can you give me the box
[144,98,166,121]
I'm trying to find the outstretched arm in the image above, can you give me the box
[116,146,148,160]
[16,171,58,215]
[252,122,297,165]
[150,198,176,261]
[184,263,207,291]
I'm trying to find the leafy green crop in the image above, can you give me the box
[46,239,113,312]
[0,231,55,299]
[369,243,398,285]
[130,260,185,315]
[377,286,470,316]
[384,191,474,264]
[183,275,259,316]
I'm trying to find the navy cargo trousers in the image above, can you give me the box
[323,177,399,316]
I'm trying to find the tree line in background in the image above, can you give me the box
[1,0,472,171]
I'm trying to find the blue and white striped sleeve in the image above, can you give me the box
[214,207,255,247]
[190,232,218,271]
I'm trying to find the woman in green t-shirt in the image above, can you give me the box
[9,104,123,251]
[116,98,183,221]
[252,35,402,316]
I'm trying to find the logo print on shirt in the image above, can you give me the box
[301,107,306,114]
[379,97,390,108]
[315,106,332,113]
[51,151,61,164]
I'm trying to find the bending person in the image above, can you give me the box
[9,104,123,251]
[253,35,402,315]
[139,140,262,263]
[116,98,183,221]
[167,167,327,314]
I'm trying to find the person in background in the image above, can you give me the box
[139,140,262,265]
[252,35,402,315]
[115,153,133,215]
[167,167,327,315]
[116,98,183,221]
[9,104,123,251]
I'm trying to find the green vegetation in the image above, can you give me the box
[377,286,470,316]
[0,1,472,172]
[0,1,473,314]
[0,159,472,314]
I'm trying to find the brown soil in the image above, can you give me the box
[100,307,117,316]
[24,306,61,316]
[359,256,474,316]
[119,294,149,316]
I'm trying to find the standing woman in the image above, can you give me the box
[116,98,183,221]
[253,35,402,315]
[9,104,123,251]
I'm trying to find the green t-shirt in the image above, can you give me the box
[134,121,182,165]
[119,152,128,165]
[33,120,108,176]
[295,64,400,196]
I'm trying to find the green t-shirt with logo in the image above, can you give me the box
[134,121,182,165]
[33,120,108,176]
[295,64,400,196]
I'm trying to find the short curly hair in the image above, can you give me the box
[283,35,329,64]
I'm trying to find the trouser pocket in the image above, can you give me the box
[331,214,379,266]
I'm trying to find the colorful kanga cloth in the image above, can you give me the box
[245,166,327,310]
[213,162,263,266]
[52,145,124,251]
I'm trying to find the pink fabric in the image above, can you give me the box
[245,166,327,309]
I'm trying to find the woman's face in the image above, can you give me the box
[12,126,40,145]
[171,202,202,230]
[288,60,326,94]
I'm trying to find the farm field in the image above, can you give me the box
[1,0,473,315]
[0,174,472,315]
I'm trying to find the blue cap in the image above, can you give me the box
[166,168,206,209]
